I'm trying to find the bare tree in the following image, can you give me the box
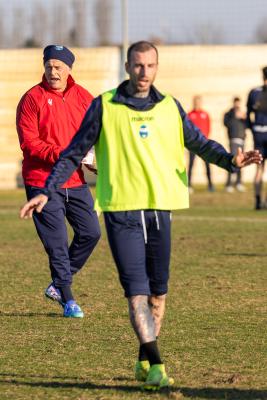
[192,22,225,44]
[31,1,48,47]
[12,6,26,47]
[149,36,165,45]
[0,8,7,48]
[94,0,113,46]
[52,0,69,44]
[255,17,267,43]
[69,0,87,47]
[23,38,40,48]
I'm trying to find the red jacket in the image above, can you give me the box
[188,109,210,138]
[16,74,93,188]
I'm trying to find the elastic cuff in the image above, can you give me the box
[41,187,52,200]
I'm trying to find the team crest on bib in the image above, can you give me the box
[139,124,150,138]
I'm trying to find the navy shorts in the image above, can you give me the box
[104,210,171,297]
[253,132,267,159]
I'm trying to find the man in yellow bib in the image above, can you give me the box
[20,41,262,390]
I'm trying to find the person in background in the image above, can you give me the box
[16,45,101,318]
[247,66,267,209]
[187,95,214,192]
[19,41,262,390]
[224,97,247,192]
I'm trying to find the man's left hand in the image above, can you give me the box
[233,147,263,168]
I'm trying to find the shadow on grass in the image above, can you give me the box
[0,376,266,399]
[0,372,134,382]
[180,387,267,399]
[222,252,267,257]
[0,312,60,317]
[0,372,84,380]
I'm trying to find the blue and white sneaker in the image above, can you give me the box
[63,300,84,318]
[45,283,64,307]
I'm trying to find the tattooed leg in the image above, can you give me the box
[128,295,156,344]
[148,294,166,337]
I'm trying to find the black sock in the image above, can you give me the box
[141,340,162,365]
[139,336,159,361]
[58,286,74,303]
[138,344,148,361]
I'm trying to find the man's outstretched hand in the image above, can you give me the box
[20,194,48,219]
[233,147,263,168]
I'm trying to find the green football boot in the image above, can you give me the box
[142,364,174,391]
[135,360,150,381]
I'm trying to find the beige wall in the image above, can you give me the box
[155,45,267,186]
[1,45,267,188]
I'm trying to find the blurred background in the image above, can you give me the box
[1,0,267,188]
[2,0,267,47]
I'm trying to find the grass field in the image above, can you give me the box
[0,187,266,400]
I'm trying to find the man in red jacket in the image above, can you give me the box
[16,45,101,318]
[187,95,214,192]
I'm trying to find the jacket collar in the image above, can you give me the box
[112,80,164,108]
[41,74,75,94]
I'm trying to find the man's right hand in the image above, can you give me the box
[20,194,48,219]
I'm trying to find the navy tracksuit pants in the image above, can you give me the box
[26,184,101,288]
[104,210,171,297]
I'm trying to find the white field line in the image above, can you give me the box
[1,208,267,224]
[172,215,267,223]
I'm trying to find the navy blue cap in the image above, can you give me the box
[43,45,75,68]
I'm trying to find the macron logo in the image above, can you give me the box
[48,99,53,106]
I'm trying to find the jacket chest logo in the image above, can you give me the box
[48,98,53,106]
